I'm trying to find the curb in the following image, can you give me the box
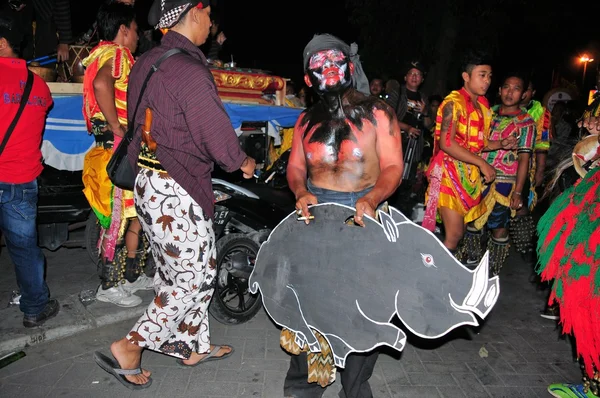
[0,291,152,356]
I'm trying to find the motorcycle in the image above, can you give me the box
[209,150,294,324]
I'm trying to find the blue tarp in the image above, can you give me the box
[223,102,302,130]
[41,94,303,171]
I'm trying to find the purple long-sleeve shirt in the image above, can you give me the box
[127,31,246,219]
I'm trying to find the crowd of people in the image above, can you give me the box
[1,0,600,397]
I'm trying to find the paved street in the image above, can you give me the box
[0,233,584,397]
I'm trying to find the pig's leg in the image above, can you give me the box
[321,334,353,368]
[353,300,407,351]
[262,285,320,351]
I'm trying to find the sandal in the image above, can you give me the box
[93,351,152,390]
[176,344,234,367]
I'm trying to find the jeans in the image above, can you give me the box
[285,180,379,398]
[307,180,373,207]
[0,180,49,316]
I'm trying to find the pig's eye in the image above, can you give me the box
[421,253,436,268]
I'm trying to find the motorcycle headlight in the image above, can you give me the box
[213,189,231,203]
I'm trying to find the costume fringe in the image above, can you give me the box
[536,167,600,377]
[488,237,510,276]
[280,328,336,387]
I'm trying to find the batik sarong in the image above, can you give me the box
[127,168,217,359]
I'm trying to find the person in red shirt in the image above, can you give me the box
[0,10,58,327]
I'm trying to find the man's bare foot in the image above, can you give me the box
[182,345,233,366]
[110,338,151,385]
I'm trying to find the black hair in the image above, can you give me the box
[428,94,443,104]
[97,2,136,42]
[461,49,493,74]
[500,71,529,92]
[0,9,23,55]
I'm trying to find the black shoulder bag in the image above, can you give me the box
[0,70,34,157]
[106,47,189,190]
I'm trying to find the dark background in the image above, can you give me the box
[71,0,600,104]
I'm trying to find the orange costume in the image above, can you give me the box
[422,88,492,231]
[81,41,135,261]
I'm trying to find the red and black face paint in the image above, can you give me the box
[307,49,351,94]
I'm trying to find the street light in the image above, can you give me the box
[580,54,594,88]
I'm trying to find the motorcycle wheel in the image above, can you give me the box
[209,233,262,325]
[84,212,101,268]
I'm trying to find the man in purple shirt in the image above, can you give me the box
[94,0,256,389]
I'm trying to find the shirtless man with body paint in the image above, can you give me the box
[287,44,404,228]
[283,33,403,398]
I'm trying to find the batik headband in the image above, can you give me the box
[156,0,205,30]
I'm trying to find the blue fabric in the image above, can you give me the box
[41,94,303,171]
[307,179,373,207]
[45,95,92,154]
[223,102,303,130]
[0,180,49,316]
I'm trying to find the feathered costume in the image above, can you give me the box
[537,132,600,381]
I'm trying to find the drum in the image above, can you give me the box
[57,44,94,83]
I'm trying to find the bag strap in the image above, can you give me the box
[0,69,34,157]
[125,47,190,142]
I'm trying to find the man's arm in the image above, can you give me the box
[511,152,530,209]
[93,61,123,136]
[354,109,404,225]
[511,123,535,208]
[182,70,254,176]
[398,120,421,138]
[534,152,547,187]
[287,116,317,221]
[438,102,496,183]
[54,0,72,62]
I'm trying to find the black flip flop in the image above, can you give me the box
[93,351,152,390]
[176,344,235,367]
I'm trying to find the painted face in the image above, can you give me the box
[465,65,492,97]
[307,49,351,93]
[499,77,525,108]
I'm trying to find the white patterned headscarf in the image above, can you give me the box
[149,0,207,30]
[157,1,192,29]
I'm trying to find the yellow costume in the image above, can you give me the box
[81,41,135,261]
[422,88,492,231]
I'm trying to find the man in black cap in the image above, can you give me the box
[284,33,404,398]
[93,0,256,389]
[386,61,429,211]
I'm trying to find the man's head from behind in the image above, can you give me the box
[97,2,138,53]
[521,79,536,106]
[461,49,493,97]
[149,0,212,46]
[498,72,528,109]
[0,12,23,58]
[303,34,355,96]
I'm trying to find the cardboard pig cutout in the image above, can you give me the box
[249,203,500,367]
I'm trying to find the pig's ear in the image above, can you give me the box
[388,206,411,224]
[378,210,399,243]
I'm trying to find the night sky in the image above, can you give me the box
[73,0,600,100]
